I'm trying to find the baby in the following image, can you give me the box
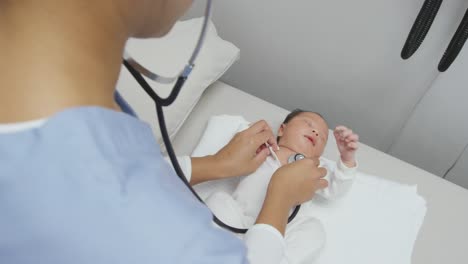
[205,109,360,263]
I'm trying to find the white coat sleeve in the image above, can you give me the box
[170,156,288,264]
[245,224,288,264]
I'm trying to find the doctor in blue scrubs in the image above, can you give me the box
[0,1,328,263]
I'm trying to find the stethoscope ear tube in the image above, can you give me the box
[123,60,301,233]
[120,0,306,234]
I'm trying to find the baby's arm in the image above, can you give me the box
[315,158,357,199]
[316,126,359,200]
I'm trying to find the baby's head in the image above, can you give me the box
[277,109,329,159]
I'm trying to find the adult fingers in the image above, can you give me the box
[256,143,267,154]
[317,179,329,189]
[248,120,278,149]
[253,147,270,167]
[252,130,277,150]
[246,120,271,135]
[317,167,328,178]
[308,164,327,179]
[299,157,320,167]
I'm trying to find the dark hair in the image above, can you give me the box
[277,109,326,143]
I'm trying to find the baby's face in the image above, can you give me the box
[277,112,329,159]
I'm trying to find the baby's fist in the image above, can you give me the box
[334,126,359,167]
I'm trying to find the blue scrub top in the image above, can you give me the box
[0,93,247,263]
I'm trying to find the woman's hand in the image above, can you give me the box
[269,158,328,208]
[190,120,278,185]
[256,158,328,235]
[214,120,279,178]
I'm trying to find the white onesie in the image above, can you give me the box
[205,155,357,264]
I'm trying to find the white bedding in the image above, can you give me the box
[191,115,427,264]
[172,81,468,264]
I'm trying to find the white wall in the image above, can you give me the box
[389,29,468,181]
[446,146,468,188]
[186,0,468,188]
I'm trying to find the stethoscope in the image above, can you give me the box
[121,0,467,234]
[122,0,302,234]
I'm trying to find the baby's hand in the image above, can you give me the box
[334,126,359,167]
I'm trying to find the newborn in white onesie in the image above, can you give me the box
[205,109,360,264]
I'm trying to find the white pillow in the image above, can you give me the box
[116,18,240,148]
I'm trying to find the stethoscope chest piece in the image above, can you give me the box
[288,153,306,164]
